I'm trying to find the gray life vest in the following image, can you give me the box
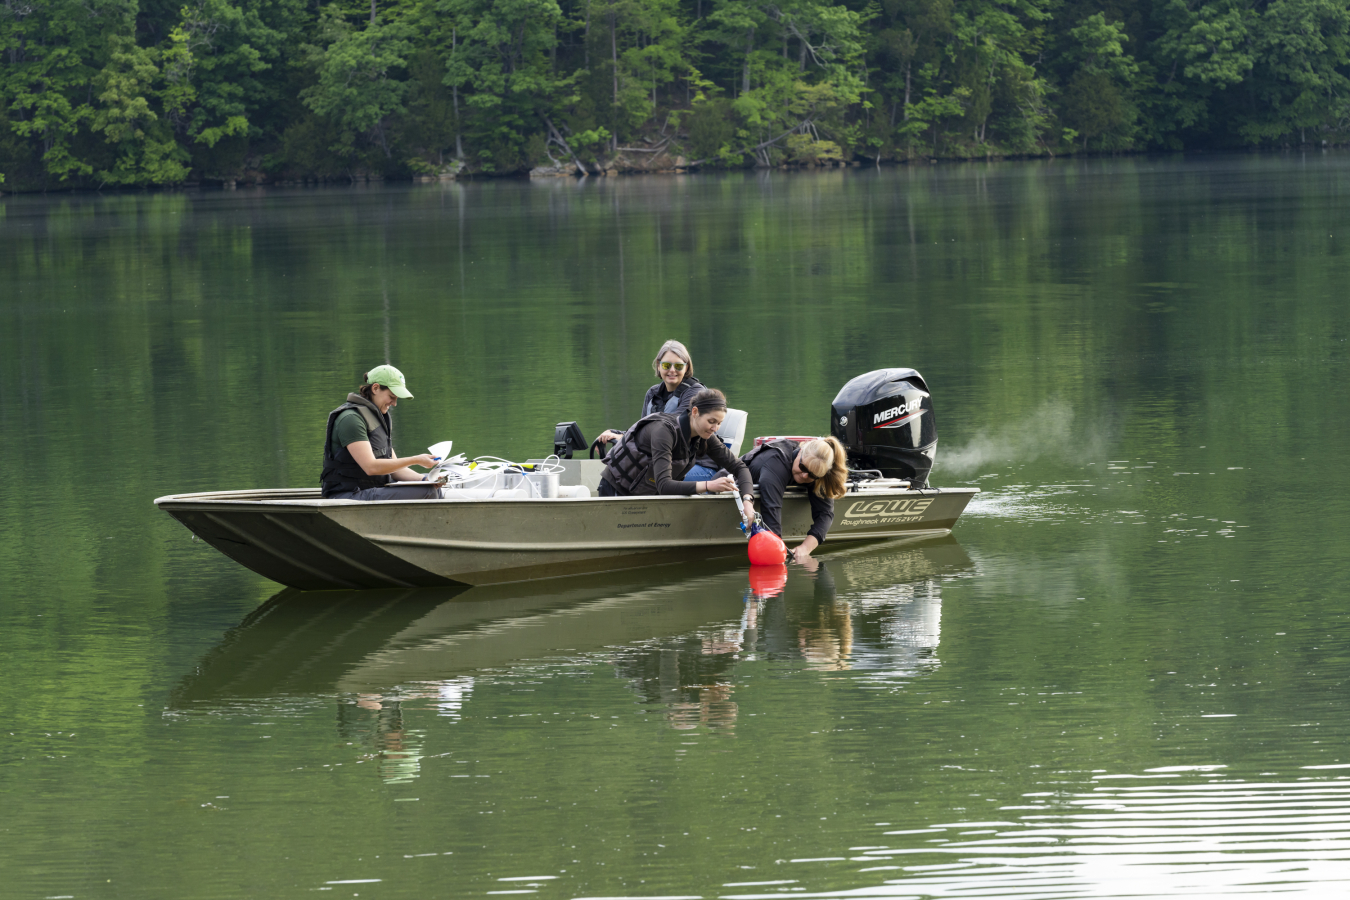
[320,394,395,497]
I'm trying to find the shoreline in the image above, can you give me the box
[3,146,1346,196]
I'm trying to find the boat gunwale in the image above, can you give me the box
[153,486,979,510]
[363,528,954,553]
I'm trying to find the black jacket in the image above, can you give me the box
[743,439,835,544]
[639,375,705,420]
[604,412,753,497]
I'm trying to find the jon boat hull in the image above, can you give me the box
[154,486,977,589]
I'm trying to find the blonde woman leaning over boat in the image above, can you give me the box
[319,364,440,501]
[599,388,756,524]
[741,436,849,564]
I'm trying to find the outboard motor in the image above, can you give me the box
[830,368,937,487]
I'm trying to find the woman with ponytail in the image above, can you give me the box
[599,388,756,524]
[741,436,848,564]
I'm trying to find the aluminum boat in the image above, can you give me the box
[154,367,975,589]
[154,480,975,589]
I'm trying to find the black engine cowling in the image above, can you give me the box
[830,368,937,486]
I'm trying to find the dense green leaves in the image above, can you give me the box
[440,0,568,169]
[301,10,414,161]
[6,0,1350,187]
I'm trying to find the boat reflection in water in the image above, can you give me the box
[618,536,972,732]
[172,535,973,781]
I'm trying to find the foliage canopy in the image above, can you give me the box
[6,0,1350,186]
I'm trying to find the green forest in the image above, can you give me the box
[3,0,1350,188]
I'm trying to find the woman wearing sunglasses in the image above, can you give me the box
[742,437,849,564]
[596,340,720,480]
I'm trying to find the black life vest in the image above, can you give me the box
[741,438,801,472]
[320,394,395,497]
[603,412,694,494]
[641,376,704,417]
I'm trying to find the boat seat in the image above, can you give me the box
[718,408,748,457]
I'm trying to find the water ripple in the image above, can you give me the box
[723,776,1350,898]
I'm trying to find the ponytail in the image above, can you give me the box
[800,436,848,500]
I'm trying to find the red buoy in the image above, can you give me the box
[748,564,788,599]
[748,529,788,566]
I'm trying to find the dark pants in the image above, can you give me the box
[329,484,441,501]
[598,479,617,497]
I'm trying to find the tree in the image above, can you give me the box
[301,5,414,163]
[0,0,132,183]
[694,0,866,165]
[1058,13,1140,150]
[161,0,296,161]
[89,34,192,183]
[1238,0,1350,144]
[441,0,568,171]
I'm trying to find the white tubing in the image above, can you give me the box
[558,485,591,498]
[440,488,496,499]
[532,454,567,475]
[446,470,501,492]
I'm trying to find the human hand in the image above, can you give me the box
[598,430,621,443]
[742,499,756,523]
[706,475,737,493]
[409,454,438,469]
[790,544,814,565]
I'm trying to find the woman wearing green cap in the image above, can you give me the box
[320,364,440,501]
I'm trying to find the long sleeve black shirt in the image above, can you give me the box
[646,413,753,496]
[747,443,835,544]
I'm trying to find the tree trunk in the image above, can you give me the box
[542,114,590,175]
[451,27,463,158]
[862,58,870,127]
[611,5,619,152]
[741,25,755,95]
[369,0,376,24]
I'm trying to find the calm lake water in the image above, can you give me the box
[5,156,1350,899]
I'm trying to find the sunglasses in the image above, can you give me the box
[660,361,687,372]
[794,457,818,481]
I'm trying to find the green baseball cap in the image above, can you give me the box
[366,364,413,399]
